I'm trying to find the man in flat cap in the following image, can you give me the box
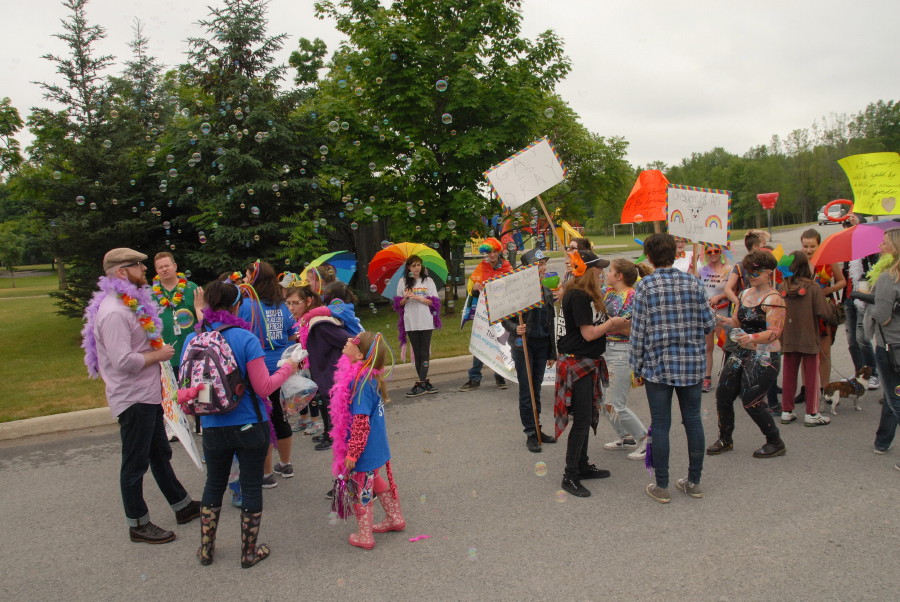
[81,248,200,544]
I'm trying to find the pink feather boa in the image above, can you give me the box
[81,276,163,378]
[328,355,384,478]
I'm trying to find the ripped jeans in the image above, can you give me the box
[715,349,781,444]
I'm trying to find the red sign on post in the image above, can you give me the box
[757,192,779,210]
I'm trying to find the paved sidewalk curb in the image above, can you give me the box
[0,354,474,442]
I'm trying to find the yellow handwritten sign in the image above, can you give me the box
[837,152,900,215]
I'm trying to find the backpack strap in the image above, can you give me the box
[212,324,265,423]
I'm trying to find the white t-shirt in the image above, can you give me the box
[397,276,439,332]
[699,264,728,300]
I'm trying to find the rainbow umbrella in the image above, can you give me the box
[368,242,449,297]
[809,221,900,266]
[300,250,357,285]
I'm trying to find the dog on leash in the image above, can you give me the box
[823,367,872,414]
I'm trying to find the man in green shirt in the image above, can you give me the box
[152,252,203,371]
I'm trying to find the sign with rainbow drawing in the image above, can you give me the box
[667,184,731,247]
[484,137,567,209]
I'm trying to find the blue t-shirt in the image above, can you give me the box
[239,299,295,372]
[350,380,390,473]
[181,323,266,428]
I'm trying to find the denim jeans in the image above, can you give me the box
[117,403,191,527]
[602,342,648,440]
[845,298,877,376]
[202,421,270,513]
[644,380,704,489]
[873,346,900,451]
[467,356,504,384]
[510,338,550,434]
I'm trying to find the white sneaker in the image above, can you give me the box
[627,439,648,460]
[780,411,797,424]
[604,437,638,450]
[868,376,880,390]
[303,422,323,436]
[804,413,831,427]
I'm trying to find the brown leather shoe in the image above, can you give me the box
[175,500,202,524]
[129,522,176,544]
[706,439,733,455]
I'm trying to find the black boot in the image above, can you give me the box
[752,439,786,458]
[240,510,270,568]
[198,505,221,566]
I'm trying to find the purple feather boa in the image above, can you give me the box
[196,309,252,332]
[81,276,163,378]
[393,295,442,347]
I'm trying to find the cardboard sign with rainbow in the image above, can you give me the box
[667,184,731,247]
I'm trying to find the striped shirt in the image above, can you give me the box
[629,267,715,386]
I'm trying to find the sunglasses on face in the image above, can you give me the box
[747,269,771,279]
[705,249,721,255]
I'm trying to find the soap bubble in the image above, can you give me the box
[110,109,119,118]
[389,53,398,61]
[354,87,363,96]
[247,189,254,196]
[534,462,548,476]
[162,221,171,229]
[166,154,175,163]
[200,122,211,134]
[370,284,378,292]
[53,171,61,179]
[375,77,383,85]
[364,206,372,215]
[89,202,97,210]
[555,490,567,503]
[446,220,456,229]
[441,113,452,125]
[350,221,359,230]
[130,179,136,186]
[168,168,177,178]
[368,162,376,171]
[340,121,349,130]
[75,195,86,206]
[253,234,260,241]
[466,548,478,561]
[198,232,207,244]
[381,240,391,249]
[184,270,192,278]
[102,139,112,149]
[250,206,260,216]
[234,110,243,120]
[634,214,644,224]
[147,157,156,167]
[327,120,339,133]
[544,107,555,118]
[180,108,190,118]
[435,79,448,92]
[186,187,194,195]
[319,145,329,155]
[328,511,339,526]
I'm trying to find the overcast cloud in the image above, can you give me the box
[3,0,898,167]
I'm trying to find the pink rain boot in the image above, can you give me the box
[348,503,375,550]
[373,491,406,533]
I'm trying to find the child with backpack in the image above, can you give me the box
[179,280,302,568]
[330,332,405,550]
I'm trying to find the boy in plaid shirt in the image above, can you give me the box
[631,233,715,503]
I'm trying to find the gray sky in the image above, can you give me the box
[3,0,898,168]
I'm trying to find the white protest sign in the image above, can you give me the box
[483,264,544,325]
[469,295,555,387]
[161,363,203,470]
[484,137,567,209]
[667,185,731,247]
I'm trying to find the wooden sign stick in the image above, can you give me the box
[536,194,568,252]
[518,314,542,445]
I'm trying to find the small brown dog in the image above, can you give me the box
[823,367,872,414]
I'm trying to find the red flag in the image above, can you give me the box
[621,170,669,224]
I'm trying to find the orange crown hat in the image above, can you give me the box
[479,237,502,254]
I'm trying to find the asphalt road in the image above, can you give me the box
[1,220,895,601]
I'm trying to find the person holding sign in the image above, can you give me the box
[500,249,557,452]
[554,250,625,498]
[458,238,513,392]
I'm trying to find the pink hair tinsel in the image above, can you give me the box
[328,354,384,478]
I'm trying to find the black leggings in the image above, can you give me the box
[268,389,292,440]
[407,330,433,381]
[564,374,593,478]
[715,350,781,443]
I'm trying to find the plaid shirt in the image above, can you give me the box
[629,267,715,386]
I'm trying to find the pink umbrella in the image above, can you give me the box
[809,220,900,266]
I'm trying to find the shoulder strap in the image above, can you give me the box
[212,324,264,422]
